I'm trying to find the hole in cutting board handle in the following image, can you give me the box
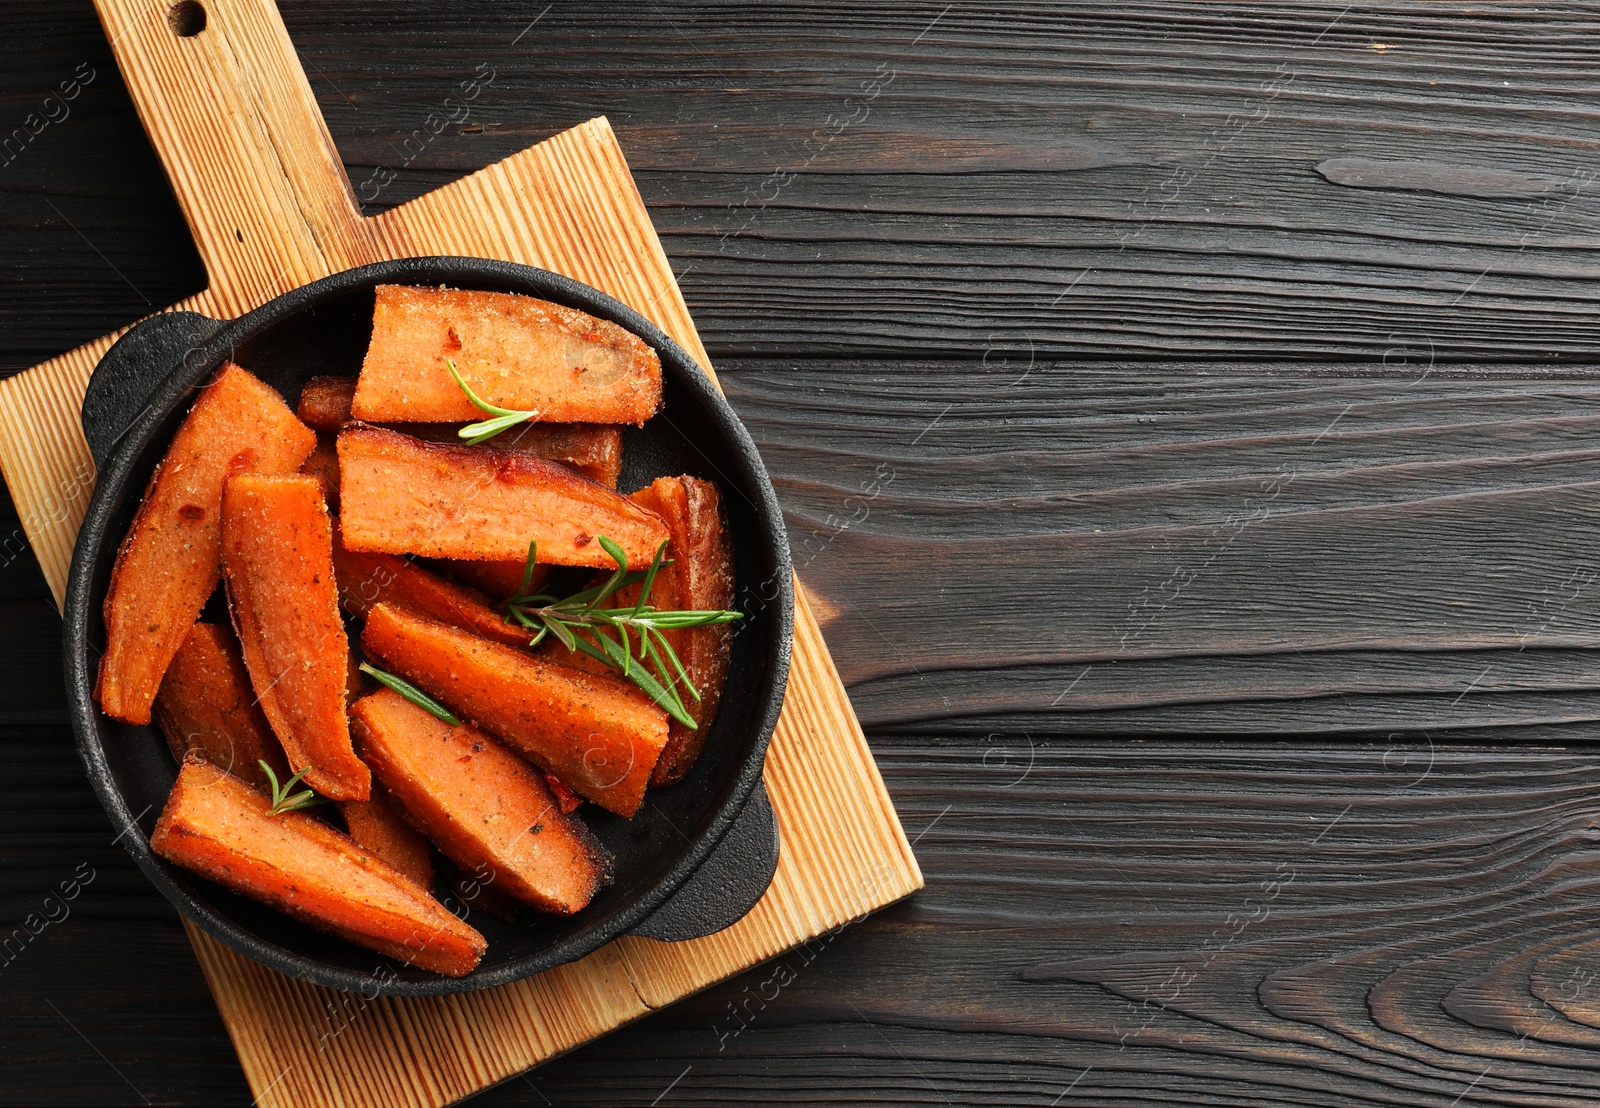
[168,1,206,37]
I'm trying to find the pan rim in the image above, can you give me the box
[62,256,794,996]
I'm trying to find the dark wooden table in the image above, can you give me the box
[8,3,1600,1104]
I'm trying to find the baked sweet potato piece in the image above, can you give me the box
[535,476,734,785]
[152,761,483,976]
[153,622,289,793]
[360,603,668,818]
[351,689,606,914]
[339,783,435,889]
[221,474,369,801]
[337,425,667,569]
[399,421,623,487]
[96,363,316,725]
[441,557,551,601]
[300,435,342,511]
[352,285,660,426]
[640,477,736,781]
[296,376,358,432]
[298,375,624,486]
[491,422,623,488]
[634,476,736,785]
[332,525,526,648]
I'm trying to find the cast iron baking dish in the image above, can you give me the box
[63,257,793,997]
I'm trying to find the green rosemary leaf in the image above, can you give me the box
[461,411,532,445]
[586,540,633,613]
[633,540,669,618]
[544,615,578,652]
[639,631,670,702]
[446,358,516,417]
[566,629,611,666]
[446,359,539,443]
[641,629,697,711]
[358,663,460,726]
[582,629,697,728]
[597,535,629,568]
[641,610,745,629]
[650,626,700,703]
[617,621,632,677]
[501,532,735,729]
[554,569,647,610]
[282,789,320,813]
[259,760,326,816]
[511,607,550,648]
[629,659,696,728]
[516,539,539,599]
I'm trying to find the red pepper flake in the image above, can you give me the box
[177,504,205,520]
[573,531,592,547]
[543,772,583,814]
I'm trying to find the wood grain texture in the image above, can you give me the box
[17,0,1600,368]
[17,2,1600,371]
[0,2,918,1106]
[482,739,1600,1108]
[740,364,1600,731]
[8,1,1600,1106]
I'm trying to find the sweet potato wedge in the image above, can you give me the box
[535,476,735,784]
[221,474,370,801]
[152,760,483,976]
[298,375,624,486]
[337,425,667,569]
[296,376,358,432]
[96,363,317,725]
[491,422,624,488]
[351,689,607,914]
[634,476,737,785]
[300,435,342,511]
[441,557,551,601]
[339,783,435,889]
[401,421,623,487]
[153,622,289,793]
[332,524,527,647]
[352,285,660,426]
[361,603,668,817]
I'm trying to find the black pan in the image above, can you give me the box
[63,257,793,997]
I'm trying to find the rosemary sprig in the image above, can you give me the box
[359,662,461,726]
[507,537,741,729]
[446,358,539,445]
[259,761,325,816]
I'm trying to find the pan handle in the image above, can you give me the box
[631,782,780,943]
[81,311,224,468]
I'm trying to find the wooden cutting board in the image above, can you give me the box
[0,2,923,1105]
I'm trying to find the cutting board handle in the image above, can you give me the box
[92,0,375,315]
